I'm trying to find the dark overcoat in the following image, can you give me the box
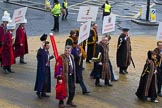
[116,33,131,67]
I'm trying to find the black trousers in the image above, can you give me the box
[102,12,110,20]
[119,67,128,72]
[67,75,75,104]
[62,9,68,20]
[53,16,59,31]
[3,65,11,72]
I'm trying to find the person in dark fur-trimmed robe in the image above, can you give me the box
[116,28,131,74]
[34,41,54,99]
[54,46,77,108]
[136,51,159,103]
[92,35,112,87]
[14,19,28,64]
[153,41,162,97]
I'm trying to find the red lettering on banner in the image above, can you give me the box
[15,16,23,20]
[105,23,113,28]
[104,27,113,32]
[15,19,21,23]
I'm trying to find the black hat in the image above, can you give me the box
[54,0,59,3]
[40,34,47,41]
[122,28,129,32]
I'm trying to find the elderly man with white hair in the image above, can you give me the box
[92,35,113,87]
[14,18,28,64]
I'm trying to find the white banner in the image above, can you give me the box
[156,22,162,40]
[102,15,116,34]
[12,7,28,24]
[77,6,98,22]
[78,21,91,44]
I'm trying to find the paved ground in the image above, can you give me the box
[0,35,162,108]
[0,1,162,107]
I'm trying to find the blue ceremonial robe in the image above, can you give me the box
[34,48,51,93]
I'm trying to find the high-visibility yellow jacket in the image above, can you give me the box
[51,3,61,16]
[104,4,111,13]
[63,2,68,9]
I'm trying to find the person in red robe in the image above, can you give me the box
[14,18,28,64]
[0,11,11,65]
[54,46,77,108]
[2,22,15,74]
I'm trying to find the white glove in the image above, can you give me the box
[99,62,102,65]
[58,80,62,84]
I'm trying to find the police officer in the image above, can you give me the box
[51,0,61,32]
[101,0,111,19]
[62,0,68,20]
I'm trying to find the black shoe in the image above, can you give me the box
[51,29,54,31]
[36,92,42,99]
[95,84,102,87]
[112,79,118,81]
[119,71,126,75]
[83,91,90,95]
[20,61,27,64]
[108,83,113,86]
[105,81,113,86]
[124,70,128,74]
[41,93,50,98]
[3,70,9,74]
[54,30,59,32]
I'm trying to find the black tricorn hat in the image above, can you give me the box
[40,33,47,41]
[122,28,129,32]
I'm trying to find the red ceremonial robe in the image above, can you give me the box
[54,54,67,100]
[14,26,28,58]
[0,24,5,56]
[2,31,15,66]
